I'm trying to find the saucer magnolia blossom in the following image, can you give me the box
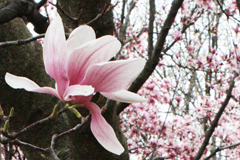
[5,13,146,155]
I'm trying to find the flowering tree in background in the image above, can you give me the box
[1,0,240,159]
[114,0,240,159]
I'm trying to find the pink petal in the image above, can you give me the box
[43,12,68,96]
[63,85,94,102]
[83,102,124,155]
[5,73,62,100]
[67,36,121,85]
[101,90,147,103]
[66,25,96,56]
[81,58,146,92]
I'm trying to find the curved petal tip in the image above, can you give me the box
[5,72,40,91]
[83,102,124,155]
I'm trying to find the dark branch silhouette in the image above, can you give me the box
[204,142,240,160]
[0,0,49,33]
[0,34,44,47]
[147,0,155,57]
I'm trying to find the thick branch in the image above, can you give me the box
[120,0,126,26]
[24,7,49,34]
[194,72,239,160]
[0,0,28,24]
[116,0,184,115]
[36,0,47,10]
[0,0,48,33]
[148,0,155,57]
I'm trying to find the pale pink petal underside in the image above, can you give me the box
[101,90,147,103]
[68,36,121,85]
[63,85,94,102]
[5,73,61,100]
[43,12,68,96]
[67,25,96,56]
[81,58,146,92]
[83,102,124,155]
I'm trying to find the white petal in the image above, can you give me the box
[63,85,94,101]
[101,90,147,103]
[67,25,96,56]
[5,73,62,100]
[5,73,40,90]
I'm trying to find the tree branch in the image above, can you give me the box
[148,0,155,57]
[13,139,46,153]
[51,115,91,150]
[120,0,126,25]
[0,0,49,33]
[14,139,60,160]
[0,0,28,24]
[216,0,240,23]
[0,33,70,47]
[204,142,240,160]
[36,0,47,10]
[87,3,117,26]
[118,0,136,44]
[1,107,91,160]
[116,0,184,115]
[194,72,239,160]
[0,34,44,47]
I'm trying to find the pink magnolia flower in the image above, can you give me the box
[5,13,147,155]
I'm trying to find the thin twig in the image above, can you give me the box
[216,0,240,23]
[162,22,194,53]
[0,34,44,47]
[49,2,76,22]
[0,33,71,47]
[118,0,136,44]
[14,139,59,160]
[3,107,68,139]
[51,115,91,149]
[204,142,240,160]
[13,139,46,153]
[87,2,118,26]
